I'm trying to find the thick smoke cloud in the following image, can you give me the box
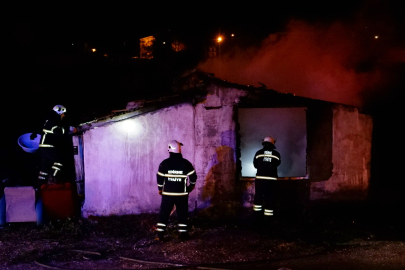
[197,5,405,108]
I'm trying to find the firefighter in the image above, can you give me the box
[30,105,77,187]
[155,140,197,241]
[253,136,281,226]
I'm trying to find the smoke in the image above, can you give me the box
[197,6,405,108]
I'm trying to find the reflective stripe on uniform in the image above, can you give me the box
[178,223,188,232]
[156,223,166,232]
[164,174,187,178]
[158,171,187,178]
[256,176,277,180]
[264,209,274,216]
[162,192,188,196]
[41,126,65,145]
[253,204,262,211]
[38,171,48,180]
[43,129,54,134]
[39,144,54,147]
[187,170,195,175]
[255,154,280,160]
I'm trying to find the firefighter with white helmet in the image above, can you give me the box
[30,105,77,187]
[253,136,281,226]
[155,140,197,241]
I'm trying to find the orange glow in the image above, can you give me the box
[171,41,185,52]
[91,48,97,52]
[231,34,235,37]
[374,35,379,39]
[217,36,223,43]
[140,36,155,59]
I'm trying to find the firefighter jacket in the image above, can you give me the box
[157,153,197,196]
[253,144,281,180]
[39,111,74,148]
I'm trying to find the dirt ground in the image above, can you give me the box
[1,206,405,270]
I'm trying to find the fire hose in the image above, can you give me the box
[34,249,232,270]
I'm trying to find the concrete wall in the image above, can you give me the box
[193,85,248,217]
[82,103,195,217]
[80,86,373,217]
[309,105,373,200]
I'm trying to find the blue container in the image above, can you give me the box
[35,197,44,225]
[0,194,6,226]
[18,133,40,153]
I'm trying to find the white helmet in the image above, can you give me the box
[53,105,67,115]
[263,136,276,145]
[168,140,183,153]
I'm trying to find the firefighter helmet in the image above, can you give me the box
[168,140,183,153]
[263,136,276,145]
[53,105,67,115]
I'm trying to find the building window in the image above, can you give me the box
[238,107,307,179]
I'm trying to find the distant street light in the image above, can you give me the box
[217,36,223,59]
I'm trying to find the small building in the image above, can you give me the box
[73,70,373,218]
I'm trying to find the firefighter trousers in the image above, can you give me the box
[254,179,278,218]
[37,147,63,187]
[157,195,189,235]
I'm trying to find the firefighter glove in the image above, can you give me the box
[186,186,195,193]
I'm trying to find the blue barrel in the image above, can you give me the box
[0,194,6,226]
[35,197,44,225]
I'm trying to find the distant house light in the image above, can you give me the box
[139,36,155,59]
[92,48,97,52]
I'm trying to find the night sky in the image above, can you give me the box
[5,1,404,107]
[2,1,404,197]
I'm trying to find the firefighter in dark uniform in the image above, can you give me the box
[30,105,77,187]
[155,140,197,241]
[253,136,281,225]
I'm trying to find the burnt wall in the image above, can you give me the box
[307,104,333,181]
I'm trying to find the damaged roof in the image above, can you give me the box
[77,69,339,132]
